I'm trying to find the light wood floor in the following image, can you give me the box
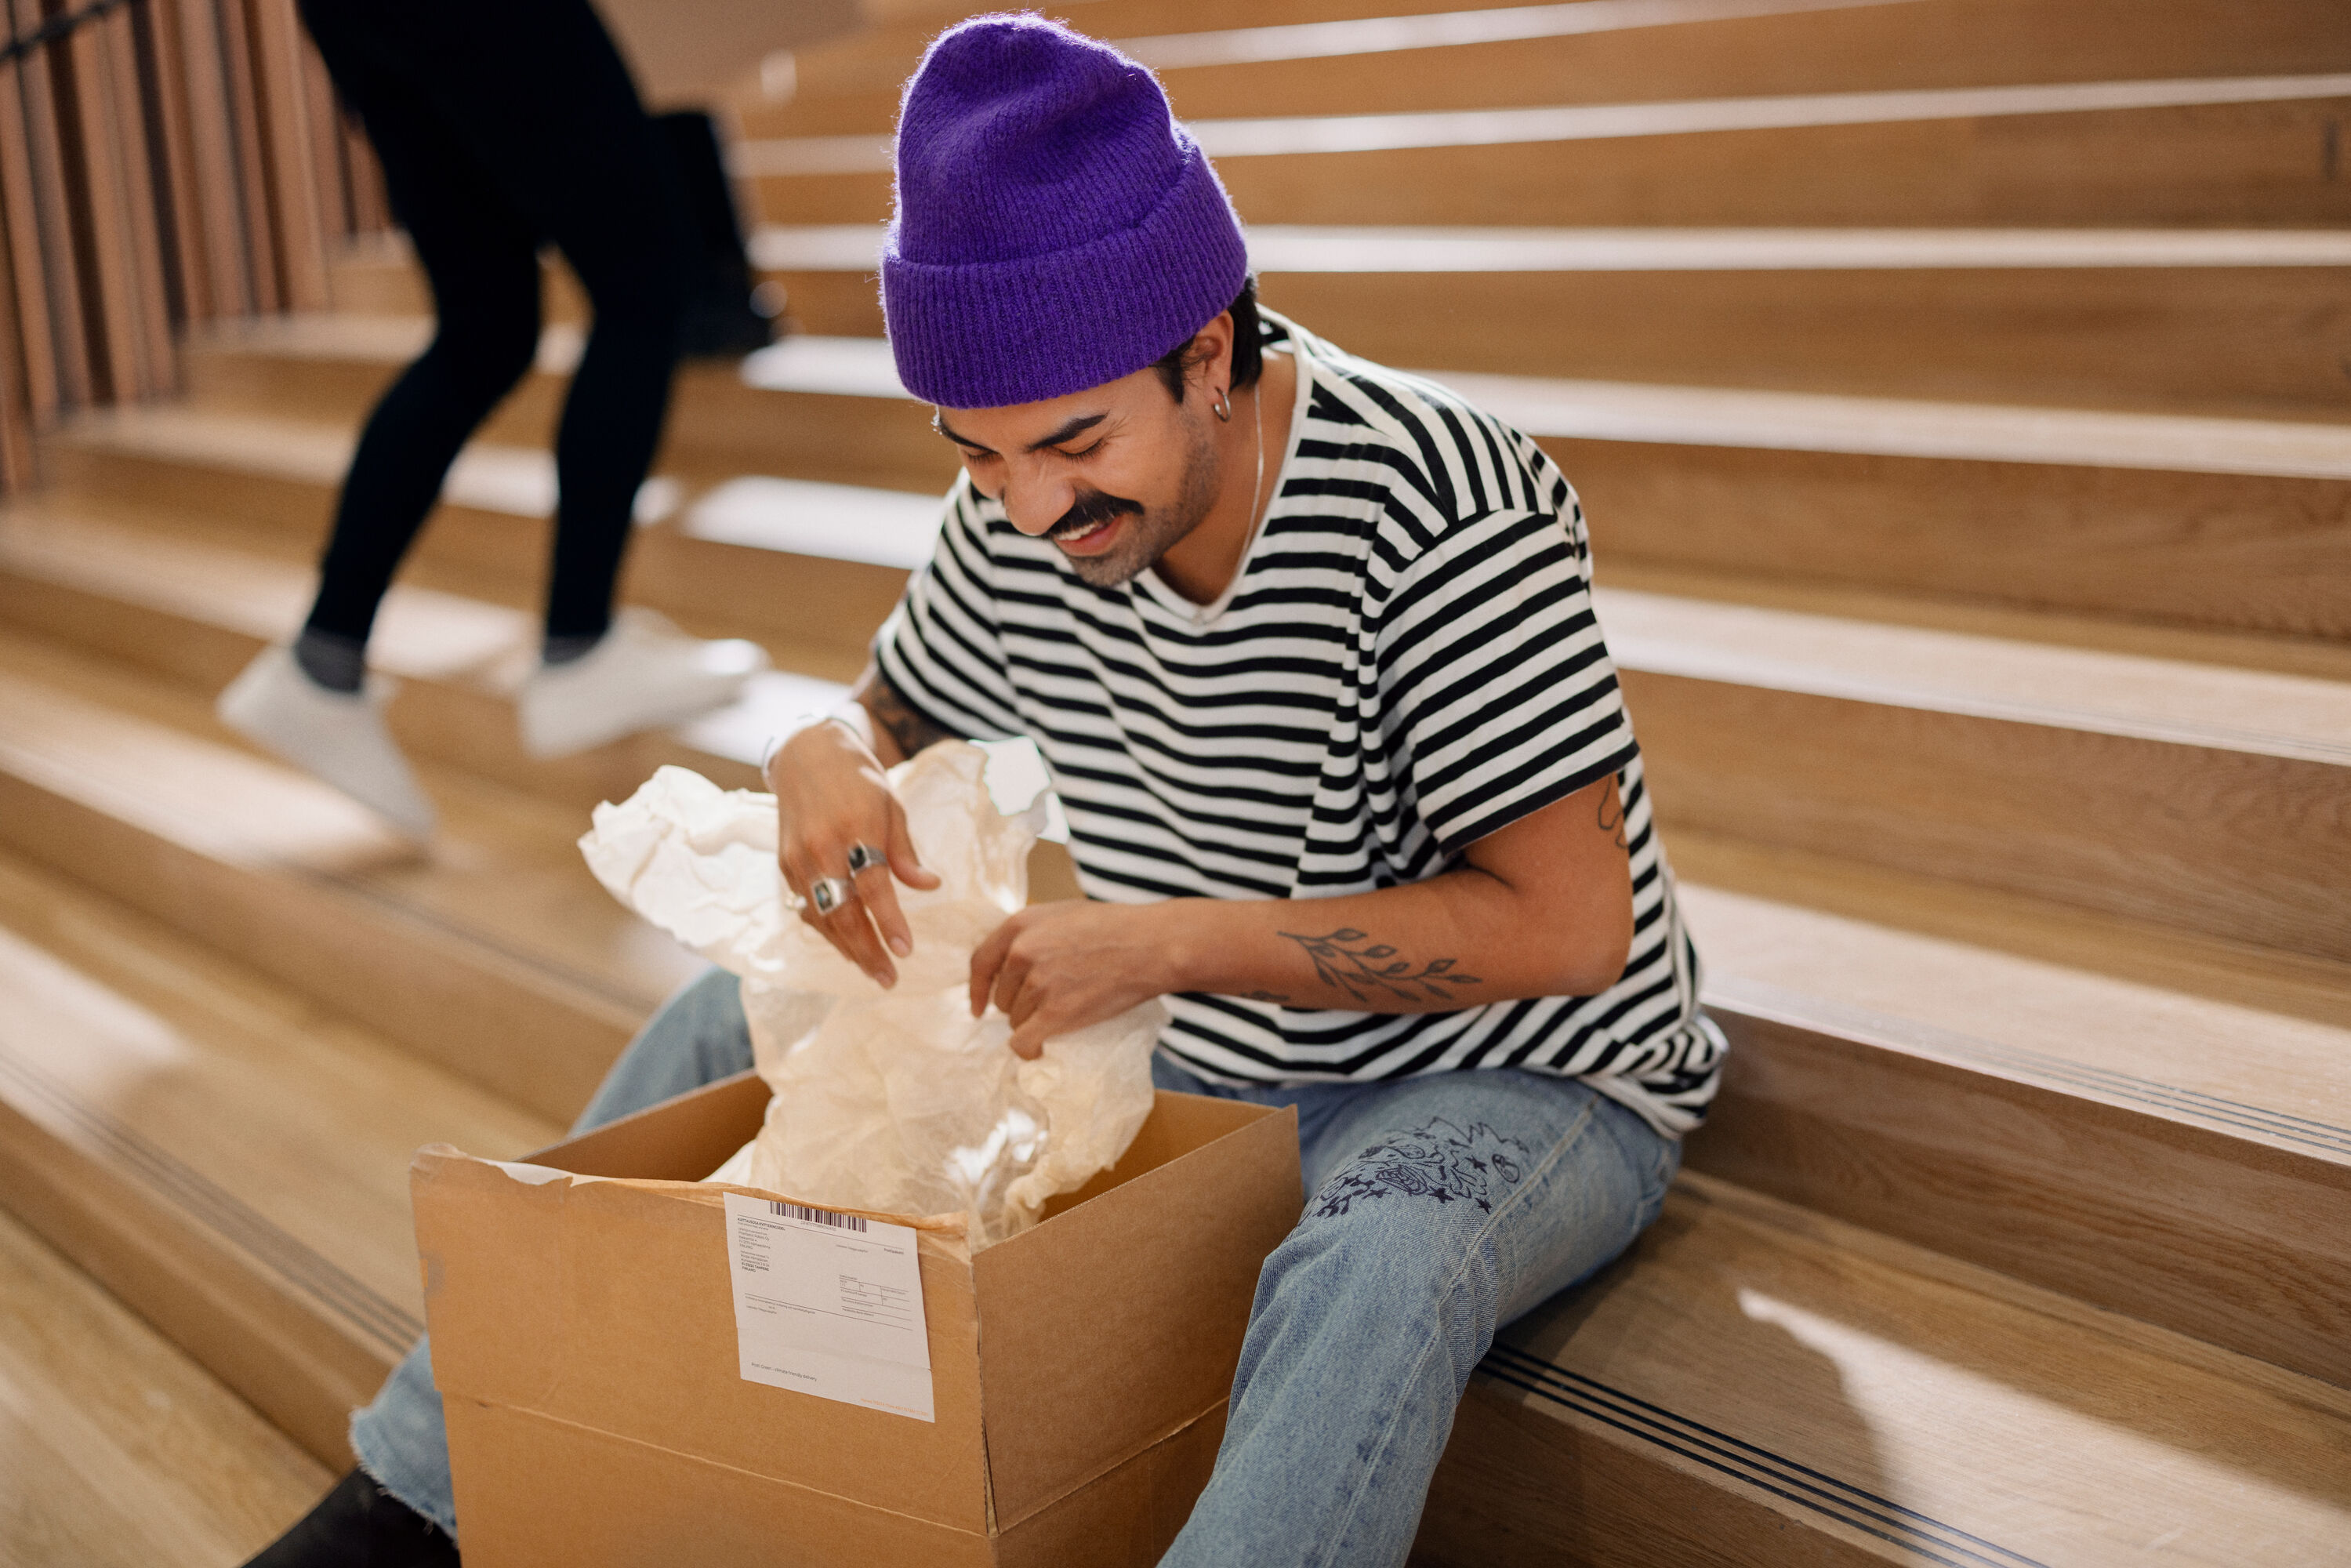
[0,1205,326,1568]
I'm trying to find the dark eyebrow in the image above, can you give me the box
[933,412,989,452]
[933,411,1109,456]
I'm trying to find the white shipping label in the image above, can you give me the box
[721,1192,934,1422]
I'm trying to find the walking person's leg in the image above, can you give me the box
[296,2,544,676]
[386,0,760,757]
[1159,1069,1681,1568]
[245,967,753,1564]
[216,0,543,837]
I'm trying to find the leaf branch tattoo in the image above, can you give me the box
[1597,775,1629,852]
[1279,929,1484,1005]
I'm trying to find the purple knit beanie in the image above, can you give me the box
[882,15,1250,409]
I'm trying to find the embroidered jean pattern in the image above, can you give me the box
[1309,1116,1534,1218]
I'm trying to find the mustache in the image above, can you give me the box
[1047,488,1145,540]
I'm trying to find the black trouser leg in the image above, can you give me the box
[296,1,542,647]
[293,0,688,649]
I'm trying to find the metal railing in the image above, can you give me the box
[0,0,392,492]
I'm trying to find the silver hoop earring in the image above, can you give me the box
[1210,387,1232,422]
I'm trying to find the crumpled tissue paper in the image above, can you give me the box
[579,742,1166,1247]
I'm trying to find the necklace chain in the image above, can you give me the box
[1246,381,1266,535]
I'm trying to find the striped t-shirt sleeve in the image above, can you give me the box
[1380,505,1634,854]
[873,486,1026,742]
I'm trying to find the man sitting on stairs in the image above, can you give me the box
[245,18,1725,1568]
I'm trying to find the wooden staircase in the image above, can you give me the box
[2,0,2348,1560]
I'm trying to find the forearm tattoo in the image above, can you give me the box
[1279,928,1484,1005]
[858,670,954,759]
[1597,774,1629,852]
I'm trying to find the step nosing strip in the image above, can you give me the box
[0,1068,423,1352]
[0,697,651,1022]
[753,222,2351,274]
[1474,1358,2035,1567]
[0,1043,423,1352]
[733,73,2351,174]
[1706,975,2351,1158]
[1481,1348,2052,1568]
[0,1074,419,1345]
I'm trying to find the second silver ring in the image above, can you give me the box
[846,842,887,875]
[807,876,853,916]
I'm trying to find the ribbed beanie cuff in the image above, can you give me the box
[881,17,1250,409]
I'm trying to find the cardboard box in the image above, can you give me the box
[412,1071,1301,1566]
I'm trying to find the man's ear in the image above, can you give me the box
[1187,310,1237,394]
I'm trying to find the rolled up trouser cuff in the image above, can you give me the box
[349,1336,459,1537]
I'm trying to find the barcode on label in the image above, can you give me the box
[770,1200,867,1232]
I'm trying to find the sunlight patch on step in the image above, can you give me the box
[1734,1289,2351,1555]
[1113,0,1907,70]
[669,668,850,764]
[1435,373,2351,480]
[682,475,942,569]
[0,509,532,683]
[0,674,418,873]
[0,930,194,1100]
[440,448,678,524]
[738,335,910,400]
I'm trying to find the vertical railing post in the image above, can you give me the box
[0,0,388,495]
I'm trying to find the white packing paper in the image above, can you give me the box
[580,742,1166,1247]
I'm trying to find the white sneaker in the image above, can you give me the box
[216,645,437,838]
[517,609,767,758]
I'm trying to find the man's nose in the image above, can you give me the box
[1001,468,1076,537]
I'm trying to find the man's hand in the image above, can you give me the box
[769,716,941,987]
[969,901,1185,1059]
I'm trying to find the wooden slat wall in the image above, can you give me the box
[0,0,388,494]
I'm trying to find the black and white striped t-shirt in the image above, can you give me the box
[876,314,1725,1134]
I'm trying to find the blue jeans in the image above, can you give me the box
[354,967,1679,1566]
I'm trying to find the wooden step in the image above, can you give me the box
[0,842,557,1465]
[158,319,2351,641]
[1602,586,2351,964]
[742,73,2351,227]
[1417,1171,2351,1566]
[1465,376,2351,645]
[326,232,586,325]
[172,314,956,495]
[767,0,2351,132]
[1672,831,2351,1387]
[0,502,846,810]
[34,404,918,676]
[0,623,693,1123]
[758,223,2351,416]
[0,1197,332,1563]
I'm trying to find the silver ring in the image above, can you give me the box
[807,877,852,916]
[847,842,886,875]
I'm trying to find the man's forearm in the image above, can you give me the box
[1154,869,1625,1013]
